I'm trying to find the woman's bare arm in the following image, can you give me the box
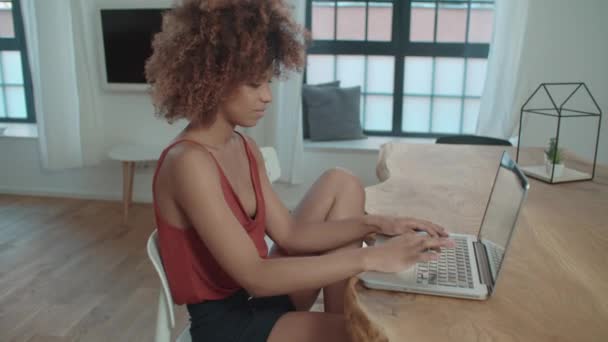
[171,147,372,297]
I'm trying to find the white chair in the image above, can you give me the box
[147,147,281,342]
[147,230,191,342]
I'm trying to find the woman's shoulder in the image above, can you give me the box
[160,141,219,183]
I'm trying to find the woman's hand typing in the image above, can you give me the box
[363,233,454,273]
[365,214,449,238]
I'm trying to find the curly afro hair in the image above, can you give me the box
[145,0,308,125]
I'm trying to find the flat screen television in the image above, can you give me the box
[98,8,166,90]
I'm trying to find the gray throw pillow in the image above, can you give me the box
[302,85,367,141]
[302,81,340,139]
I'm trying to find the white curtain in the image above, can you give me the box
[70,0,105,166]
[244,0,305,184]
[476,0,530,139]
[21,0,103,170]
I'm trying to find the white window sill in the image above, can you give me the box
[0,123,39,139]
[303,136,435,153]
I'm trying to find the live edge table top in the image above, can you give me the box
[344,143,608,342]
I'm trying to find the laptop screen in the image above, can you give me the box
[478,152,529,284]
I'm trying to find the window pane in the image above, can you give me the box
[367,2,392,41]
[364,95,393,131]
[6,85,27,119]
[336,55,365,89]
[360,95,364,124]
[402,96,430,132]
[463,99,480,134]
[432,97,460,133]
[312,2,335,40]
[469,3,494,43]
[436,2,467,42]
[465,58,487,97]
[1,51,24,84]
[336,2,365,40]
[0,89,6,118]
[410,2,435,42]
[434,58,464,96]
[366,56,394,93]
[306,55,335,84]
[404,57,433,94]
[0,2,14,38]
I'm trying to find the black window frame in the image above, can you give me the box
[0,0,36,123]
[305,0,493,138]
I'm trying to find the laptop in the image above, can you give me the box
[358,151,530,300]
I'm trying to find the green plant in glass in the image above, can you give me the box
[544,138,563,164]
[544,137,565,177]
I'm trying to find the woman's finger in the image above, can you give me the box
[431,223,449,237]
[416,220,449,237]
[421,237,455,251]
[417,250,440,262]
[418,225,439,238]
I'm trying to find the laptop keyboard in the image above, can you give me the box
[416,236,474,288]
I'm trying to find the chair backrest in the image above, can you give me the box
[147,230,176,328]
[435,134,512,146]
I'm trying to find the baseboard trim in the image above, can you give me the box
[0,186,153,203]
[0,186,295,208]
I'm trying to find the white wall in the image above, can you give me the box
[0,0,184,202]
[0,0,607,206]
[78,0,186,150]
[514,0,608,163]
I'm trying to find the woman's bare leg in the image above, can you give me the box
[287,167,366,313]
[266,168,365,341]
[268,312,350,342]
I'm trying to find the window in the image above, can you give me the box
[305,0,494,137]
[0,0,35,123]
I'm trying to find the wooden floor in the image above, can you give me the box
[0,195,323,342]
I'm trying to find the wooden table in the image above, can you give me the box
[345,143,608,342]
[108,144,163,223]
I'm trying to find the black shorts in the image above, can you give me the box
[187,289,295,342]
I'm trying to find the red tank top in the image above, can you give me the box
[152,132,268,305]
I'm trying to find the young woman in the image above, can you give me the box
[145,1,453,341]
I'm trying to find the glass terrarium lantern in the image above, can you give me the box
[516,83,602,184]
